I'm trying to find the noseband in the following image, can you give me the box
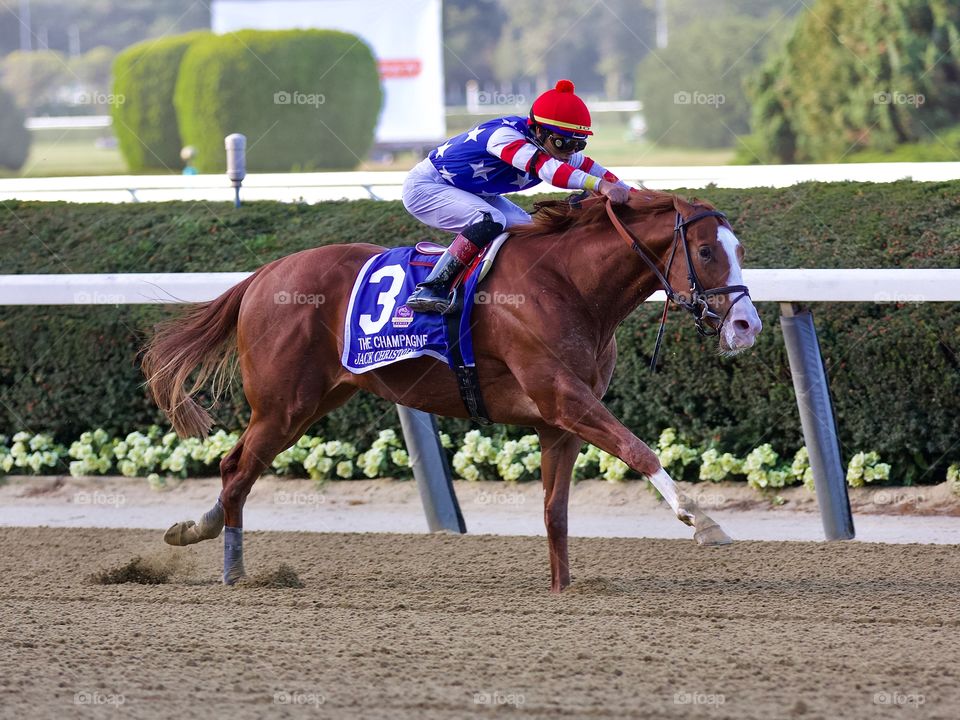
[602,199,751,370]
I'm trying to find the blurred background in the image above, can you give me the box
[0,0,957,177]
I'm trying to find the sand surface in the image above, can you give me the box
[2,526,959,719]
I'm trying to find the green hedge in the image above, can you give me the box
[111,31,209,172]
[0,181,958,482]
[174,30,381,172]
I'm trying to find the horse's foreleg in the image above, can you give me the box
[535,378,731,547]
[538,428,582,592]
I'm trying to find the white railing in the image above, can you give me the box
[3,162,958,204]
[1,270,958,305]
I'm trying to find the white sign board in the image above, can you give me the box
[211,0,445,145]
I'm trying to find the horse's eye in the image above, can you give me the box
[698,246,712,260]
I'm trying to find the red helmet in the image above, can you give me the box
[529,79,592,137]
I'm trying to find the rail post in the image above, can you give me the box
[779,303,855,540]
[225,133,246,208]
[396,406,466,533]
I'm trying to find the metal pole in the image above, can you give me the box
[19,0,31,52]
[780,303,855,540]
[396,406,466,533]
[225,133,246,208]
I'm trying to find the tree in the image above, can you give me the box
[493,1,600,93]
[443,0,506,99]
[0,1,209,57]
[588,0,656,100]
[0,86,30,171]
[749,0,960,163]
[0,50,70,114]
[636,12,790,148]
[70,46,115,90]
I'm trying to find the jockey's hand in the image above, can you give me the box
[598,179,629,204]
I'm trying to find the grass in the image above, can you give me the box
[7,127,128,178]
[8,116,734,178]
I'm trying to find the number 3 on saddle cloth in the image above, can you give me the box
[341,236,510,425]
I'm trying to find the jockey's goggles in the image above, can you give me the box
[547,134,587,153]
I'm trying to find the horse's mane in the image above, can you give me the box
[510,190,715,240]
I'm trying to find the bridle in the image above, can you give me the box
[597,196,751,370]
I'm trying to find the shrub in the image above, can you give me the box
[635,12,785,149]
[174,30,381,172]
[0,86,29,171]
[112,32,210,172]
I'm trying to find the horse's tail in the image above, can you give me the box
[142,272,260,438]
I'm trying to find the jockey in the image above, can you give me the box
[403,79,631,314]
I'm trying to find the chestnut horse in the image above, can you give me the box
[143,191,762,591]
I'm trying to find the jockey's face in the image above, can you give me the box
[540,129,586,161]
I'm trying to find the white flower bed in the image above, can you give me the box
[0,426,932,491]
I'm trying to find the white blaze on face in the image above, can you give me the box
[717,226,762,350]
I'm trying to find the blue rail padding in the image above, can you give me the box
[779,304,855,540]
[397,406,466,534]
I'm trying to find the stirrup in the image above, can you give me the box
[407,286,458,314]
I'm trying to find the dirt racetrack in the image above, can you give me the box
[1,527,959,719]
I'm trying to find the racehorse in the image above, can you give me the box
[142,190,763,592]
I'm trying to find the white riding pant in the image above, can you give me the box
[402,158,532,234]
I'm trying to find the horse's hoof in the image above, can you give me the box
[694,521,733,546]
[164,520,199,546]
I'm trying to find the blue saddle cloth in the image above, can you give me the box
[341,246,483,374]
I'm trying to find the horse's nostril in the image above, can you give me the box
[734,319,751,333]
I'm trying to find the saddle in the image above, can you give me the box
[414,232,511,291]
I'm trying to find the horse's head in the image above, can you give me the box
[520,191,763,356]
[663,197,762,354]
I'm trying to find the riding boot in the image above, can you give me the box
[405,247,469,314]
[407,214,504,314]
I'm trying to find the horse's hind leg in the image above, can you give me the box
[162,419,293,557]
[217,411,308,583]
[219,384,359,584]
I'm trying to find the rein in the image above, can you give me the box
[554,193,749,370]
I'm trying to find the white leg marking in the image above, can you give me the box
[649,467,682,515]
